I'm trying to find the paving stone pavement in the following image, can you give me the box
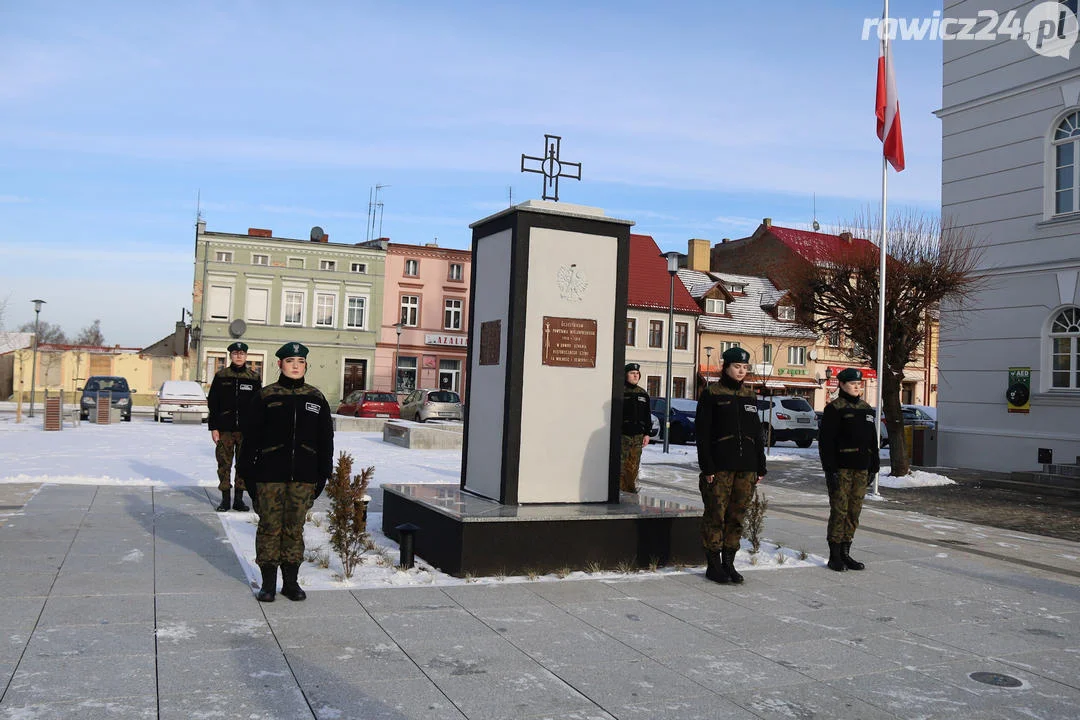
[0,482,1078,719]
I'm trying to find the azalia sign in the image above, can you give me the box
[425,334,467,347]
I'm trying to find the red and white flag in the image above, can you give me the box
[876,36,905,172]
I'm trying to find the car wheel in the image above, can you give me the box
[796,435,814,449]
[154,413,160,422]
[80,412,88,421]
[763,423,777,447]
[416,412,425,423]
[355,411,361,418]
[123,413,131,422]
[669,424,686,445]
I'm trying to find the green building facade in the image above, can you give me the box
[191,222,386,405]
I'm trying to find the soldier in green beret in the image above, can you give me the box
[694,346,766,584]
[818,368,879,572]
[207,341,262,511]
[239,342,334,602]
[620,363,651,494]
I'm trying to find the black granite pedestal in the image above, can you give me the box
[382,483,703,577]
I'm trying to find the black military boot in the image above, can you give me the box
[232,489,249,512]
[841,542,865,571]
[256,564,277,602]
[279,563,306,601]
[215,489,231,512]
[705,550,730,584]
[721,548,744,584]
[827,542,847,572]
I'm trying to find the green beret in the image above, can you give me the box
[836,368,862,383]
[275,342,309,360]
[722,347,750,365]
[625,363,640,373]
[227,342,248,353]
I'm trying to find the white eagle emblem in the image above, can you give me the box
[557,264,588,302]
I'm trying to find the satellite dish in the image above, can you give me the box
[310,226,326,242]
[228,319,247,338]
[812,220,821,231]
[808,349,819,361]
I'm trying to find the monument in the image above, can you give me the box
[382,142,701,576]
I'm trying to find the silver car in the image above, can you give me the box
[400,389,464,422]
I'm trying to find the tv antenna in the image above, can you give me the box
[195,189,203,226]
[367,184,389,241]
[812,193,820,232]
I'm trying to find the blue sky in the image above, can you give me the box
[1,0,944,346]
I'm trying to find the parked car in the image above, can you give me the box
[154,380,208,423]
[756,396,818,447]
[400,389,464,422]
[901,404,937,429]
[649,398,697,445]
[79,376,135,422]
[337,390,401,418]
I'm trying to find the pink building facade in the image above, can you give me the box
[375,242,471,395]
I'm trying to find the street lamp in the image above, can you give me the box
[661,251,681,454]
[393,322,403,394]
[29,299,45,418]
[704,346,714,386]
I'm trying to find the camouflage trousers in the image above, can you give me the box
[215,431,246,492]
[699,471,756,552]
[620,434,644,493]
[254,482,314,566]
[827,469,868,543]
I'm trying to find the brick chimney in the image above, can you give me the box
[762,218,772,227]
[839,231,853,244]
[721,238,730,244]
[248,228,272,238]
[311,234,329,243]
[687,238,710,271]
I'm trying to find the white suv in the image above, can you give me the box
[756,396,818,448]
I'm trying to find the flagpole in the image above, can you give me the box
[873,0,890,497]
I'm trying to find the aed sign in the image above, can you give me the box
[1006,367,1031,413]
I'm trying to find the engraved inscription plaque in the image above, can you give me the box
[541,316,597,368]
[479,320,501,366]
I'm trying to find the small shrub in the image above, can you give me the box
[554,567,570,579]
[742,489,769,553]
[749,553,760,566]
[585,561,602,574]
[303,548,322,564]
[615,560,635,574]
[776,550,786,565]
[799,548,809,561]
[647,556,660,572]
[464,573,476,583]
[326,452,374,579]
[525,568,540,581]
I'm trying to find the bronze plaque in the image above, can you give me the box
[479,320,501,366]
[542,316,597,368]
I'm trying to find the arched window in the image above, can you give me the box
[1050,306,1080,389]
[1053,111,1080,215]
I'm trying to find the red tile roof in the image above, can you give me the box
[766,225,878,264]
[628,234,701,313]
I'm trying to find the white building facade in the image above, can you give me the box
[936,0,1080,471]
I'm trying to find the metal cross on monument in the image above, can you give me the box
[520,134,581,202]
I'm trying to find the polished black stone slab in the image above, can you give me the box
[381,484,703,577]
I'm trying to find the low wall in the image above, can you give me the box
[382,420,463,449]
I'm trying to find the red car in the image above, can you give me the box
[336,390,401,418]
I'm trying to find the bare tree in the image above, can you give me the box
[75,320,106,346]
[785,209,984,476]
[18,320,68,345]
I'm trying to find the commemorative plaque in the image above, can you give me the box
[479,320,501,366]
[541,316,597,368]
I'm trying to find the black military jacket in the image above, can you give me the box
[622,383,652,437]
[695,376,766,476]
[239,375,334,485]
[818,392,880,474]
[207,364,262,432]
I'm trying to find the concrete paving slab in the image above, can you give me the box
[611,693,760,720]
[38,592,154,627]
[155,646,296,698]
[298,675,467,720]
[268,613,391,651]
[553,657,716,712]
[564,599,737,657]
[50,567,154,596]
[1000,648,1080,691]
[441,584,549,611]
[157,687,313,720]
[369,608,501,652]
[724,681,906,719]
[352,586,458,614]
[652,646,812,692]
[909,620,1064,657]
[258,588,364,618]
[0,697,158,719]
[154,588,265,623]
[3,652,156,705]
[0,596,46,629]
[430,665,596,720]
[527,579,633,604]
[24,621,156,659]
[756,637,902,681]
[285,640,428,681]
[155,618,280,654]
[831,630,980,669]
[826,666,1004,718]
[0,572,57,598]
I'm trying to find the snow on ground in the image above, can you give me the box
[5,414,963,590]
[877,468,955,488]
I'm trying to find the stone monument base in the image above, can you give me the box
[382,484,703,576]
[382,422,463,450]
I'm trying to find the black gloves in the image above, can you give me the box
[247,482,259,513]
[825,471,839,494]
[313,477,327,501]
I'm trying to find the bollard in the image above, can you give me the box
[395,522,420,569]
